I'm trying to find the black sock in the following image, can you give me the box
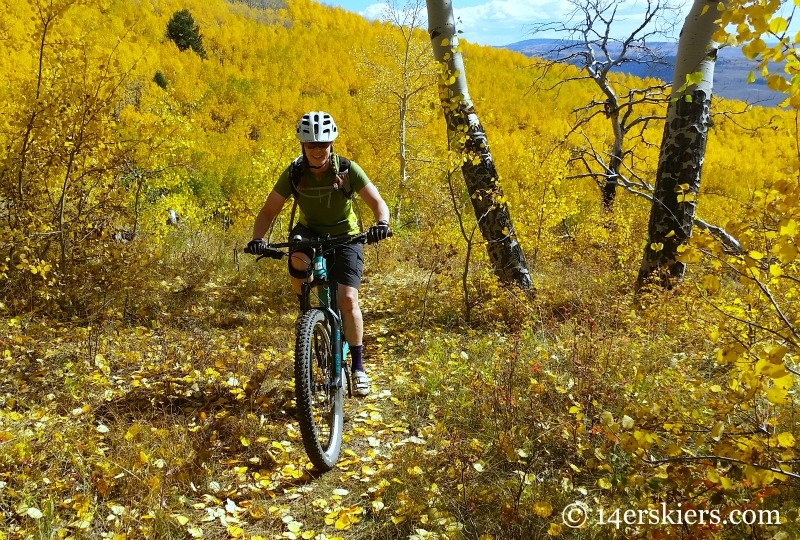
[350,345,363,372]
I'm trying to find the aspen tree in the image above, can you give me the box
[426,0,532,289]
[637,0,724,288]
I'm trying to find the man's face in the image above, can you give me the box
[303,142,332,169]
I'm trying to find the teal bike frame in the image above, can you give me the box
[306,249,349,395]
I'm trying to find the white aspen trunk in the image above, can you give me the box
[426,0,531,289]
[603,111,623,210]
[396,97,408,223]
[637,0,723,288]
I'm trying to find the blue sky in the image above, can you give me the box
[320,1,799,48]
[319,0,677,47]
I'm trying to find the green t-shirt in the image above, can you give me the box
[273,154,370,235]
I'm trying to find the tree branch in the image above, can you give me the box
[643,454,800,480]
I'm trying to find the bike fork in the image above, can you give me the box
[326,310,350,397]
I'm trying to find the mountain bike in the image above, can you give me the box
[245,232,385,471]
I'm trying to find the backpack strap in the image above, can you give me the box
[289,155,304,199]
[289,154,351,198]
[287,154,353,235]
[335,155,353,199]
[287,155,304,235]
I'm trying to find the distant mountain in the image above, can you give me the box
[499,39,787,108]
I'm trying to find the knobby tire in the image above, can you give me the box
[294,309,344,471]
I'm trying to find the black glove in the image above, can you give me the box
[367,220,391,244]
[246,238,269,255]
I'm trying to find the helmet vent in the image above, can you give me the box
[296,111,338,143]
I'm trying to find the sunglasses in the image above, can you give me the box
[304,142,331,149]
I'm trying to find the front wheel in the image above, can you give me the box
[294,309,344,471]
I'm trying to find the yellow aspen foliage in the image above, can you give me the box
[0,1,798,539]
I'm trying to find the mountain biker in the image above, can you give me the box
[247,111,391,397]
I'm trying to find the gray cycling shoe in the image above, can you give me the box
[353,370,371,397]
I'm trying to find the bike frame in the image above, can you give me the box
[301,250,348,393]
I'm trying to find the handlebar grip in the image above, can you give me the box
[244,244,283,258]
[365,230,393,245]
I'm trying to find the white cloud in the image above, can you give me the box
[354,0,677,47]
[361,2,389,20]
[357,0,571,46]
[453,0,572,45]
[458,0,556,21]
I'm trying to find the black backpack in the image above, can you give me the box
[287,154,352,233]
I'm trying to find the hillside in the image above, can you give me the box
[502,38,787,107]
[1,0,799,539]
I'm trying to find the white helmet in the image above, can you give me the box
[296,111,338,143]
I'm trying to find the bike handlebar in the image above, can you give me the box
[245,231,391,257]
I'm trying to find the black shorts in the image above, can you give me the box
[287,224,364,289]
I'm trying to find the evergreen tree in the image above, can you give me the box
[165,9,207,59]
[153,70,167,89]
